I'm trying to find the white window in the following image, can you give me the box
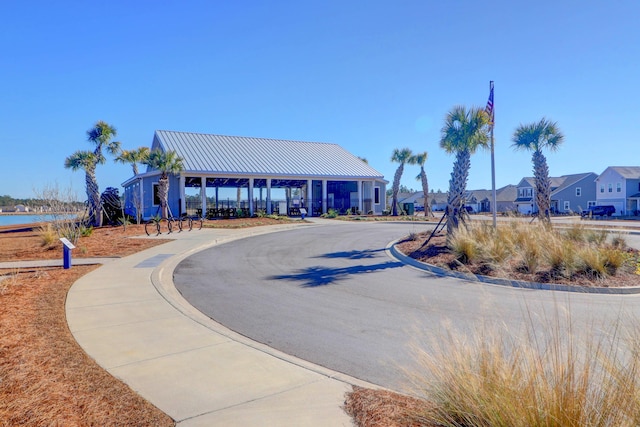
[575,187,581,197]
[600,184,604,193]
[608,183,613,193]
[587,201,596,208]
[617,183,621,192]
[374,187,380,204]
[564,201,570,211]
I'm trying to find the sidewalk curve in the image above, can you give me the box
[66,221,369,426]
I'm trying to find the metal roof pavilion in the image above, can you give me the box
[150,130,385,180]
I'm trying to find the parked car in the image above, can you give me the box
[581,205,615,217]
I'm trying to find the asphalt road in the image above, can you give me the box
[174,221,640,390]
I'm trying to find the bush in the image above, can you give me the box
[33,183,88,245]
[80,225,93,238]
[38,223,56,247]
[322,208,339,219]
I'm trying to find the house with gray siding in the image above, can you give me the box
[464,185,518,213]
[122,130,388,220]
[595,166,640,216]
[515,173,597,215]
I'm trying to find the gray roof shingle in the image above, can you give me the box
[608,167,640,179]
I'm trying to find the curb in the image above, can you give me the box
[387,239,640,295]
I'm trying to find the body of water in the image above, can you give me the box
[0,214,67,227]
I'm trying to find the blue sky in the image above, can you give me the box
[2,0,639,199]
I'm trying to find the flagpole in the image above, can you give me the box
[490,81,497,228]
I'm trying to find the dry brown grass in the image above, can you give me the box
[0,224,171,261]
[406,311,640,426]
[397,222,640,288]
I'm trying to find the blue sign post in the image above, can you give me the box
[60,238,76,269]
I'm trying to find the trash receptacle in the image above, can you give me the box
[402,203,415,215]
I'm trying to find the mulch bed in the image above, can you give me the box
[396,232,640,289]
[344,387,436,427]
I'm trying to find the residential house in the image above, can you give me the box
[464,185,518,213]
[595,166,640,216]
[515,173,597,215]
[495,185,518,212]
[426,191,449,211]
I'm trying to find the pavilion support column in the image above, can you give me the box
[307,179,312,216]
[322,180,328,214]
[179,175,186,217]
[248,178,254,216]
[371,180,376,214]
[138,178,144,220]
[358,180,363,214]
[266,179,272,214]
[215,187,219,209]
[201,177,207,218]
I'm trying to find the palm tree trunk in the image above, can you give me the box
[446,149,471,240]
[533,150,551,223]
[85,167,102,227]
[158,174,169,219]
[420,166,432,217]
[392,164,404,216]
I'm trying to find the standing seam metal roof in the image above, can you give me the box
[152,130,384,179]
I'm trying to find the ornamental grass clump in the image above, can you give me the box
[38,223,57,247]
[408,309,640,427]
[544,237,579,279]
[445,221,634,283]
[448,226,482,264]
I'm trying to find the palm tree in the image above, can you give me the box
[440,106,490,238]
[114,146,150,175]
[390,148,413,216]
[64,121,120,227]
[512,118,564,223]
[64,151,100,226]
[409,152,432,217]
[143,149,184,219]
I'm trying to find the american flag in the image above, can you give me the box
[485,81,494,125]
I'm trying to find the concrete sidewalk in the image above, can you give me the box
[65,221,367,426]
